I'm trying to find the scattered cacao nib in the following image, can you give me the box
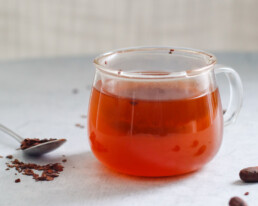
[244,192,249,196]
[169,49,174,54]
[75,123,84,129]
[62,159,67,163]
[62,155,66,157]
[239,166,258,182]
[104,61,107,65]
[15,178,21,183]
[223,109,227,114]
[6,155,13,159]
[6,159,64,182]
[72,88,78,94]
[229,196,247,206]
[81,115,87,119]
[0,155,3,158]
[20,138,57,150]
[5,168,10,171]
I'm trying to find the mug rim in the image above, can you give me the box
[93,46,217,79]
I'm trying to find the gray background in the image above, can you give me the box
[0,0,258,60]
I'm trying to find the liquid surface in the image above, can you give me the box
[88,86,223,176]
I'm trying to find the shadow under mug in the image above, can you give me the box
[88,47,243,177]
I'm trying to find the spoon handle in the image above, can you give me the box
[0,124,24,143]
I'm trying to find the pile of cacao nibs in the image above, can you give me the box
[6,158,64,182]
[2,154,66,183]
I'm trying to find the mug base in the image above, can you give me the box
[97,160,205,177]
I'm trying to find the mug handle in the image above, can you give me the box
[214,65,243,126]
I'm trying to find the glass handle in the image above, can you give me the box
[215,65,243,126]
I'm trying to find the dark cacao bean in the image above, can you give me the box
[239,166,258,182]
[229,197,247,206]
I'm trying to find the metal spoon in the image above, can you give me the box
[0,124,66,156]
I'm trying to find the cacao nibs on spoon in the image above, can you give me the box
[20,138,58,150]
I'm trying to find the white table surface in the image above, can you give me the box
[0,53,257,206]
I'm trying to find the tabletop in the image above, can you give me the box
[0,53,257,206]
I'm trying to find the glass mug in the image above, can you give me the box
[88,47,243,177]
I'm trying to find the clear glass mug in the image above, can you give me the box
[88,47,243,177]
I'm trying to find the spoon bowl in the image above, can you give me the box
[0,124,66,156]
[22,139,67,156]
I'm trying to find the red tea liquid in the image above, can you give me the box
[88,84,223,176]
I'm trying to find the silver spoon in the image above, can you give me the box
[0,124,66,156]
